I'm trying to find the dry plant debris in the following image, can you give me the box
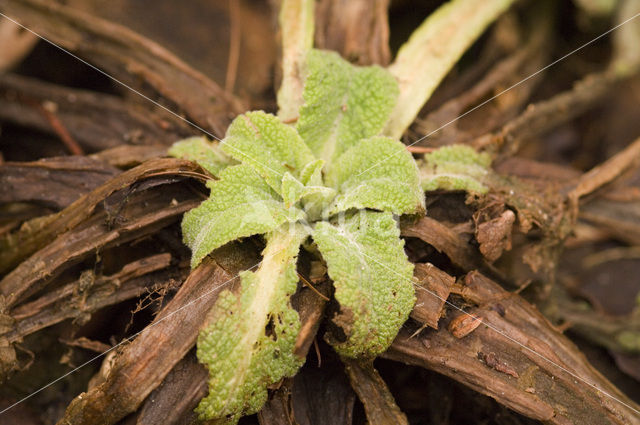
[0,0,639,424]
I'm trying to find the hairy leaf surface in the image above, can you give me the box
[312,211,415,358]
[196,224,309,422]
[420,144,491,193]
[296,159,336,219]
[298,158,324,186]
[324,137,424,216]
[296,50,399,169]
[182,164,304,268]
[167,136,235,177]
[222,111,315,194]
[281,172,335,212]
[281,172,307,208]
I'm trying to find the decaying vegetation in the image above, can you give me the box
[1,0,640,424]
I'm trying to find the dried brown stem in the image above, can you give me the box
[410,263,454,330]
[31,99,84,156]
[89,145,169,169]
[0,19,37,71]
[569,136,640,202]
[405,146,435,154]
[314,0,390,66]
[4,255,175,347]
[0,156,118,210]
[0,73,192,151]
[401,216,479,271]
[0,181,198,308]
[342,359,408,425]
[57,257,233,425]
[474,71,621,155]
[415,4,552,147]
[225,0,241,94]
[0,0,244,136]
[553,300,640,355]
[110,256,331,425]
[258,381,296,425]
[579,198,640,245]
[135,352,209,425]
[385,271,640,424]
[0,157,200,274]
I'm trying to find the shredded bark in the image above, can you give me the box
[258,380,296,425]
[0,157,200,274]
[410,263,455,330]
[291,359,355,425]
[135,351,209,425]
[343,359,408,425]
[57,257,232,425]
[0,181,198,308]
[386,271,640,425]
[7,254,175,343]
[401,216,479,271]
[0,156,119,209]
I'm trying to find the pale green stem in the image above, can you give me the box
[383,0,515,139]
[220,223,307,404]
[573,0,619,17]
[611,0,640,77]
[277,0,315,121]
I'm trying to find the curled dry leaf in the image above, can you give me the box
[476,209,515,262]
[448,312,483,339]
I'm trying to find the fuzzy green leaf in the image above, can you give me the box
[281,172,307,209]
[196,223,309,422]
[296,50,399,169]
[222,111,315,194]
[281,172,336,212]
[295,159,336,219]
[324,137,424,216]
[182,164,304,268]
[168,137,235,177]
[298,159,324,186]
[420,144,491,194]
[312,211,416,358]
